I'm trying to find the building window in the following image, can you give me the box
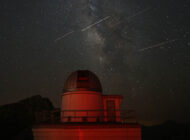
[78,71,89,81]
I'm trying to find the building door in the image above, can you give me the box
[107,100,116,122]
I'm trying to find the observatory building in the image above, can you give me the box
[33,70,141,140]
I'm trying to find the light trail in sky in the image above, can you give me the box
[81,16,110,32]
[139,39,178,52]
[127,7,152,20]
[55,16,110,42]
[111,7,152,28]
[54,31,74,42]
[54,8,151,42]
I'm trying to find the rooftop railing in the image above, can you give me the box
[35,109,136,124]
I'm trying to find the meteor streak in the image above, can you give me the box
[111,8,152,28]
[127,7,152,20]
[139,39,178,52]
[55,31,74,42]
[54,16,110,42]
[81,16,110,32]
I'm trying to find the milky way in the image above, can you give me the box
[0,0,190,124]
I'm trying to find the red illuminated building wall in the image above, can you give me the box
[33,70,142,140]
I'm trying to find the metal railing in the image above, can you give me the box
[35,109,136,124]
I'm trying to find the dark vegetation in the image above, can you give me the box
[0,95,54,140]
[142,120,190,140]
[0,95,189,140]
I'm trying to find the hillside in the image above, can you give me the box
[0,95,54,140]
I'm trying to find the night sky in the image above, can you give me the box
[0,0,190,124]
